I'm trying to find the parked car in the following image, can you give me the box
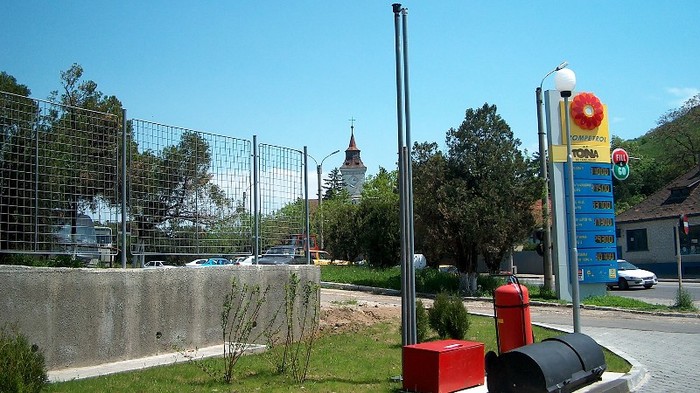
[190,257,233,267]
[257,246,304,265]
[239,255,262,265]
[438,264,459,275]
[310,250,333,265]
[185,258,208,267]
[144,260,175,269]
[609,259,658,290]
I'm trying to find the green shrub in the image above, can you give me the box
[415,300,430,343]
[0,325,48,393]
[476,275,506,297]
[415,268,460,294]
[674,288,698,311]
[428,292,470,340]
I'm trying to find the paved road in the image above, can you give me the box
[321,287,700,392]
[609,281,700,308]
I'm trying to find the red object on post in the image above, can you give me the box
[402,339,484,393]
[494,282,534,353]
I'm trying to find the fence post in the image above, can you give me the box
[121,108,127,269]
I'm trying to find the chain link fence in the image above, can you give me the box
[1,91,308,264]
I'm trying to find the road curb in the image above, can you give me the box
[321,282,700,318]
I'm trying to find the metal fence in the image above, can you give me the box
[0,91,307,264]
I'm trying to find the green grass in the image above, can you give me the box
[45,315,630,393]
[323,265,699,314]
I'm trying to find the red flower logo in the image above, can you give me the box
[570,92,604,130]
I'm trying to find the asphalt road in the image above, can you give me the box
[609,281,700,308]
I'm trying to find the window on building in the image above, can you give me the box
[626,228,648,252]
[677,224,700,255]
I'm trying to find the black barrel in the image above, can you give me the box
[485,332,606,393]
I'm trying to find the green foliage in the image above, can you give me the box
[0,324,48,393]
[415,268,460,294]
[612,94,700,213]
[673,288,698,311]
[220,280,271,383]
[412,104,540,274]
[322,168,347,200]
[476,274,506,297]
[265,273,320,383]
[322,195,360,262]
[415,300,430,343]
[428,292,470,340]
[356,168,400,268]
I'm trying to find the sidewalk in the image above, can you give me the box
[48,344,266,383]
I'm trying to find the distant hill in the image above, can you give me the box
[612,94,700,213]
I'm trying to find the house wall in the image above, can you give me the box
[0,265,320,370]
[616,217,700,277]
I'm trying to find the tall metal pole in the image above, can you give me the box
[675,224,683,290]
[536,87,554,291]
[401,7,416,345]
[316,163,323,248]
[392,3,410,347]
[304,146,310,264]
[253,135,259,264]
[563,95,581,333]
[121,108,127,269]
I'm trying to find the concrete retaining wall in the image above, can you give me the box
[0,265,320,370]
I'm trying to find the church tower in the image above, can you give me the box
[340,119,367,200]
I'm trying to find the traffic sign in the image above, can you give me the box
[680,214,690,235]
[611,148,629,166]
[612,163,629,180]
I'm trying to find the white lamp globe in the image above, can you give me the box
[554,68,576,93]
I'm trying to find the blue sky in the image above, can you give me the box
[3,1,698,178]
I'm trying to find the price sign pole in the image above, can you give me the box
[677,214,689,290]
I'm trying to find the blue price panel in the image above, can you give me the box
[575,228,616,249]
[574,196,615,215]
[577,262,618,284]
[578,247,618,264]
[569,162,613,181]
[573,180,613,197]
[575,214,616,232]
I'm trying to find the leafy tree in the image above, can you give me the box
[322,167,347,200]
[653,93,700,177]
[0,72,40,252]
[413,103,540,290]
[129,131,232,252]
[356,167,400,267]
[321,192,359,262]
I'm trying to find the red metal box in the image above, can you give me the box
[402,339,484,393]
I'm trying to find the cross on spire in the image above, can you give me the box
[348,117,356,132]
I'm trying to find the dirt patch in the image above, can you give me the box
[319,302,401,335]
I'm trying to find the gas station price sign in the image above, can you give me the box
[568,162,617,284]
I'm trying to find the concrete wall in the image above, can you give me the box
[0,265,320,370]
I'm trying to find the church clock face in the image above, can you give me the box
[351,175,358,184]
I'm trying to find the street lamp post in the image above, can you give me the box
[555,68,581,333]
[308,149,340,250]
[536,61,568,292]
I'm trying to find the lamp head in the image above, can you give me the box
[555,61,568,71]
[554,68,576,98]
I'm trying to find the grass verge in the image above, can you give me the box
[45,314,630,393]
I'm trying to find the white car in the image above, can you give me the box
[185,258,208,267]
[144,261,175,269]
[610,259,658,290]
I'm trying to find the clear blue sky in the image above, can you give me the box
[3,1,698,178]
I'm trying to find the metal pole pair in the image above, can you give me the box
[393,3,416,347]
